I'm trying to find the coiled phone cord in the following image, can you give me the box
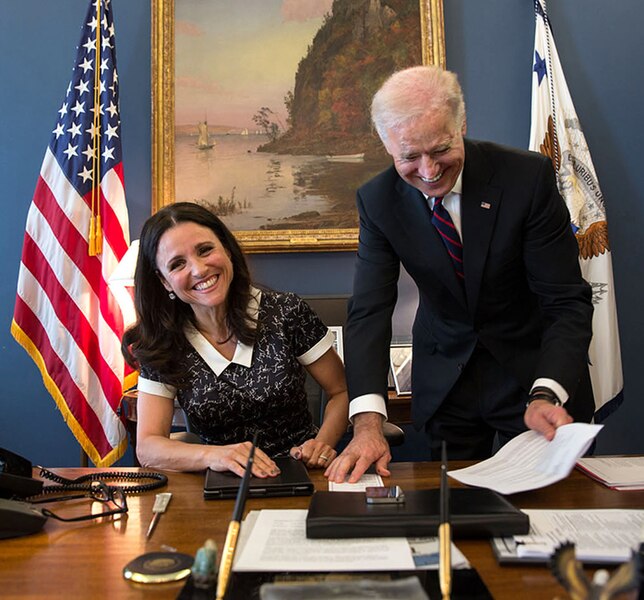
[33,466,168,496]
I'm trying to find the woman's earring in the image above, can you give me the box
[168,291,176,300]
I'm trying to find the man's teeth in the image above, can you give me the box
[421,172,442,183]
[194,276,218,290]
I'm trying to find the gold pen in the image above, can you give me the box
[215,432,258,600]
[439,440,451,600]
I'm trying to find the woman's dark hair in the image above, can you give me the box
[122,202,256,386]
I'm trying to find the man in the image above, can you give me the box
[326,65,593,483]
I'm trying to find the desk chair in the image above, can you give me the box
[302,295,405,448]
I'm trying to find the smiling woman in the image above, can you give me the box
[121,203,350,478]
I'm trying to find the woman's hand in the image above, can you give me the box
[289,438,337,469]
[207,442,280,478]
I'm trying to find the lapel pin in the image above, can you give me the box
[480,201,491,209]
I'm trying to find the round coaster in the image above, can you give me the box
[123,551,194,584]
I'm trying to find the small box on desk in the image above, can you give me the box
[306,488,529,539]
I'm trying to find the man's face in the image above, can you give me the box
[383,108,465,198]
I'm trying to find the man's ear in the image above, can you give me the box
[461,116,467,136]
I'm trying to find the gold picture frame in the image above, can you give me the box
[151,1,445,253]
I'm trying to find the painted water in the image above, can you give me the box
[174,133,388,231]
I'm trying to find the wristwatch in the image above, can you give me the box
[526,386,562,408]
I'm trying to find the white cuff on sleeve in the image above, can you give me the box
[349,393,388,422]
[531,378,568,405]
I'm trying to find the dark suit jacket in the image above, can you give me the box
[345,139,594,429]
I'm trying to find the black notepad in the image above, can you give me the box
[203,457,314,500]
[306,487,529,539]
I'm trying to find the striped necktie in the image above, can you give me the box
[431,196,464,282]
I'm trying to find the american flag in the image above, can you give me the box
[11,0,136,466]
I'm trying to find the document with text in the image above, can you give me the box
[492,509,644,563]
[234,509,415,572]
[576,456,644,490]
[448,423,603,494]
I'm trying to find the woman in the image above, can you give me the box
[122,203,348,477]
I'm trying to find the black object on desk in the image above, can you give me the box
[306,487,529,539]
[204,457,313,499]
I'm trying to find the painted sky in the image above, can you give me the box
[175,0,334,128]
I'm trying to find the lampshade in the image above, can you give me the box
[108,239,139,329]
[108,239,139,287]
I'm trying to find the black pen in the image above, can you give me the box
[215,431,258,600]
[439,440,451,600]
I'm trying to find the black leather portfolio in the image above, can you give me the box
[204,457,314,500]
[306,488,529,539]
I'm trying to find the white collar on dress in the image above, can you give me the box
[184,287,261,376]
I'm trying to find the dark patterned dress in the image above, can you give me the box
[137,289,334,456]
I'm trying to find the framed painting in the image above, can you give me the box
[152,0,445,252]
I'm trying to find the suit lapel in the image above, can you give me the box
[394,178,467,307]
[461,140,502,316]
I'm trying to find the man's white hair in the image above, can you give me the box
[371,65,466,143]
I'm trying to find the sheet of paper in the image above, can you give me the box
[513,509,644,563]
[328,473,383,491]
[234,509,415,572]
[408,537,469,570]
[448,423,603,494]
[577,456,644,487]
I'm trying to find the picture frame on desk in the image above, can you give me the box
[328,326,344,362]
[390,344,413,396]
[151,0,445,253]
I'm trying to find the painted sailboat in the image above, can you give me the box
[197,120,215,150]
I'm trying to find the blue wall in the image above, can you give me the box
[1,1,642,465]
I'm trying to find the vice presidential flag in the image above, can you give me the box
[529,0,623,421]
[11,0,137,465]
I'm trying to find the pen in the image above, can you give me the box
[146,492,172,539]
[215,431,258,600]
[439,440,451,600]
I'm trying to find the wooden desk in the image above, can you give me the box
[1,462,642,599]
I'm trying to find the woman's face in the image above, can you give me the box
[155,221,234,314]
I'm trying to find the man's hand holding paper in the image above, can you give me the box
[448,423,603,494]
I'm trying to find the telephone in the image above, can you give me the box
[0,447,168,540]
[0,448,47,539]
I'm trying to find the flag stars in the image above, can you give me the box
[88,16,98,31]
[58,102,68,118]
[75,80,90,96]
[71,100,86,117]
[106,101,118,118]
[52,123,65,139]
[102,146,115,162]
[79,57,94,73]
[108,23,115,37]
[101,36,112,51]
[82,144,95,161]
[63,143,79,159]
[86,122,99,139]
[533,50,547,85]
[100,58,109,74]
[83,37,95,53]
[78,166,93,183]
[68,122,82,138]
[105,124,119,140]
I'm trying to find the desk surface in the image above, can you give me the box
[2,462,642,599]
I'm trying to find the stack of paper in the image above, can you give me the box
[576,456,644,491]
[491,509,644,564]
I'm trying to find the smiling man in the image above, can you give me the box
[326,65,594,483]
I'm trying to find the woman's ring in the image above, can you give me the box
[319,455,329,462]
